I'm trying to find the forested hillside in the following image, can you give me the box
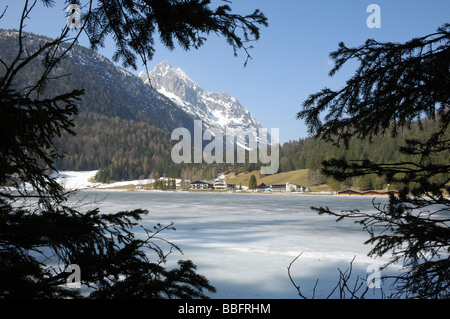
[54,112,172,181]
[277,117,449,190]
[54,112,237,183]
[54,112,258,183]
[0,30,195,132]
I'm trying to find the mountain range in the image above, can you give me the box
[139,61,263,142]
[0,30,263,143]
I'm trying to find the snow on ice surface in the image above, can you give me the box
[66,189,400,299]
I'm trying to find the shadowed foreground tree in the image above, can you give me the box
[0,0,267,298]
[296,24,449,298]
[83,0,267,72]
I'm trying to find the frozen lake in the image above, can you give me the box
[72,190,396,299]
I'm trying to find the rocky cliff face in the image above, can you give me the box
[139,61,265,145]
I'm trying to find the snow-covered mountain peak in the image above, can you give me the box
[139,61,265,145]
[149,61,196,86]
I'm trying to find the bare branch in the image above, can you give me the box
[288,253,377,299]
[0,5,8,20]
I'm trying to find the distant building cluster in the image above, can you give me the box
[270,183,306,193]
[337,189,399,197]
[190,180,235,191]
[190,181,307,192]
[189,181,400,196]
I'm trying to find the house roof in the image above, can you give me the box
[338,189,363,194]
[191,180,213,185]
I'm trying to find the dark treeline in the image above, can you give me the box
[280,117,449,190]
[54,112,241,183]
[55,112,181,182]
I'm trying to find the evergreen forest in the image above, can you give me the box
[55,112,449,191]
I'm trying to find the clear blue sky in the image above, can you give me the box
[1,1,449,143]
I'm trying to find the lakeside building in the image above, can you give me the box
[338,189,363,196]
[190,180,214,190]
[190,180,307,193]
[190,180,235,191]
[271,183,287,192]
[361,190,383,196]
[257,183,268,192]
[338,189,399,196]
[213,180,236,191]
[270,183,305,192]
[379,190,399,197]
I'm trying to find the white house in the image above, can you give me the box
[190,180,213,190]
[214,181,235,191]
[270,182,305,192]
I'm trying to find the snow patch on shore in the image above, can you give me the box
[53,170,181,190]
[53,170,100,190]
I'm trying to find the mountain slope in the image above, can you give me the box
[0,30,268,181]
[0,30,268,145]
[0,30,195,133]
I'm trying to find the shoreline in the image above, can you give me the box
[53,170,404,197]
[71,186,334,195]
[72,186,401,198]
